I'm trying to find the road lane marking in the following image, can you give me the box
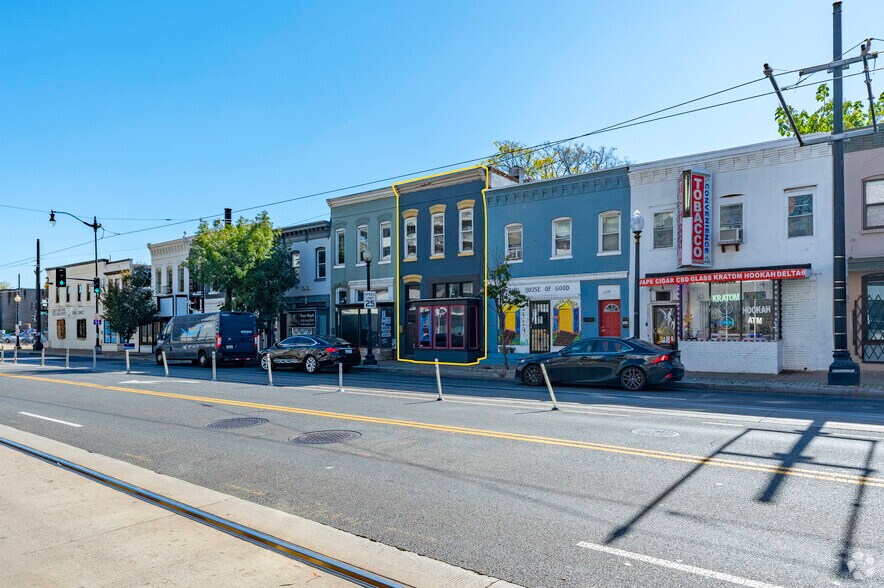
[1,371,883,489]
[702,422,746,428]
[577,542,785,588]
[18,412,82,428]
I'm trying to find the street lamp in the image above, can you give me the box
[50,210,103,353]
[14,292,21,350]
[630,210,645,341]
[363,247,377,366]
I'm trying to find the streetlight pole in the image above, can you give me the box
[50,210,103,353]
[631,210,645,341]
[14,274,22,350]
[34,239,43,351]
[363,248,377,365]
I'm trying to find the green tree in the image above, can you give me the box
[0,281,10,290]
[235,236,298,336]
[775,83,884,136]
[186,212,278,308]
[101,267,157,344]
[485,255,530,370]
[485,140,628,180]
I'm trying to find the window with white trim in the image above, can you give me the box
[335,229,345,266]
[178,266,186,293]
[719,203,743,242]
[552,218,572,257]
[653,211,673,249]
[864,178,884,229]
[291,251,300,281]
[379,221,391,262]
[432,212,444,256]
[459,209,473,254]
[787,192,814,237]
[404,218,417,259]
[505,224,523,261]
[315,247,326,280]
[599,212,620,253]
[357,224,368,263]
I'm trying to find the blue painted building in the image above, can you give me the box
[485,166,632,358]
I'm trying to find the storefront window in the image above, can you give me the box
[434,306,448,347]
[682,283,710,341]
[450,305,465,348]
[681,280,779,342]
[710,282,740,341]
[741,280,775,341]
[418,307,432,348]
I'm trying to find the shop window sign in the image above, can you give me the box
[682,280,777,342]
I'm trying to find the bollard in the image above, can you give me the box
[539,363,559,411]
[14,347,18,365]
[267,356,273,387]
[66,348,70,369]
[125,349,131,374]
[41,347,45,368]
[337,362,344,393]
[1,347,5,363]
[162,351,169,377]
[212,351,217,382]
[92,347,97,372]
[434,358,444,401]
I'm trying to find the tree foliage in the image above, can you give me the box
[484,140,628,180]
[235,236,298,331]
[775,83,884,136]
[485,255,530,370]
[0,281,10,290]
[101,267,157,344]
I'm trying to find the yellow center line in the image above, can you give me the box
[2,371,882,488]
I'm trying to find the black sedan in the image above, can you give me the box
[259,335,361,374]
[515,337,684,391]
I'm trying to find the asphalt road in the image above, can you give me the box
[1,353,883,587]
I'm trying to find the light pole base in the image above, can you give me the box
[363,354,377,366]
[33,340,44,351]
[827,352,860,386]
[94,344,102,354]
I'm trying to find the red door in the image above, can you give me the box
[599,300,621,337]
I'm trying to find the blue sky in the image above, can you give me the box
[1,0,880,285]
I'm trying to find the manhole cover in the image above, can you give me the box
[631,428,680,438]
[289,430,362,445]
[204,417,269,430]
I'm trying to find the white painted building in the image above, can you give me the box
[46,258,145,352]
[629,137,834,374]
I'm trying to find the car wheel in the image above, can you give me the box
[304,355,319,374]
[522,364,544,386]
[197,352,209,368]
[260,354,270,371]
[620,366,646,391]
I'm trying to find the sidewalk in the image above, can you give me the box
[0,425,519,588]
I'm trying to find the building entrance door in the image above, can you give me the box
[405,307,417,357]
[599,300,621,337]
[529,301,550,353]
[652,305,678,348]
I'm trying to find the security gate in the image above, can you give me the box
[529,301,550,354]
[853,280,884,363]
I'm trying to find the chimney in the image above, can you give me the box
[508,166,530,183]
[224,208,232,225]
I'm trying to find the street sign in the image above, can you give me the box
[124,343,135,350]
[363,291,377,309]
[93,319,102,325]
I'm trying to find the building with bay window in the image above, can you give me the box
[279,220,331,339]
[485,166,632,358]
[630,136,834,374]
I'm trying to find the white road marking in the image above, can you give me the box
[577,542,785,588]
[702,421,746,428]
[118,380,161,384]
[18,412,82,428]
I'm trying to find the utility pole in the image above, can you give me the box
[764,2,875,386]
[34,239,43,351]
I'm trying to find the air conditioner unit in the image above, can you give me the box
[719,227,744,244]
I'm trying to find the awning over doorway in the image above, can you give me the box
[639,264,811,287]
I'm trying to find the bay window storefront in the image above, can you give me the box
[681,280,779,342]
[404,298,483,363]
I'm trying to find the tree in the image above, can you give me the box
[484,140,628,180]
[775,83,884,137]
[485,255,530,370]
[101,267,157,344]
[235,235,298,337]
[186,212,278,308]
[0,281,9,290]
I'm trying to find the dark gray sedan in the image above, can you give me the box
[259,335,361,374]
[515,337,684,391]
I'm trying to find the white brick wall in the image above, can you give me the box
[681,340,782,374]
[782,277,831,371]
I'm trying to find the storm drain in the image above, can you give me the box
[289,430,362,445]
[631,428,680,438]
[204,417,269,430]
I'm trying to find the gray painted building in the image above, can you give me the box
[279,220,331,338]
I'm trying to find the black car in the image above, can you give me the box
[259,335,361,374]
[515,337,684,391]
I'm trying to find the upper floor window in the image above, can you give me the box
[505,224,523,261]
[335,229,346,267]
[552,218,572,258]
[787,192,814,237]
[719,203,744,243]
[653,211,674,249]
[166,266,173,294]
[432,213,445,256]
[459,208,473,254]
[315,247,326,280]
[77,284,82,302]
[66,286,70,303]
[291,251,301,281]
[404,218,417,260]
[379,221,391,262]
[155,269,162,294]
[357,224,368,264]
[178,266,186,293]
[599,212,620,254]
[865,178,884,229]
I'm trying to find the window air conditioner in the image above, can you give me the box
[719,227,743,244]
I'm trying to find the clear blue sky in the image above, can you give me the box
[1,0,880,285]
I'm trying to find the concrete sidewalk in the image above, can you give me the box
[0,425,519,588]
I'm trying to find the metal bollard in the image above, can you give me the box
[267,356,273,387]
[337,362,344,393]
[125,349,131,374]
[1,347,5,363]
[92,347,97,372]
[66,348,70,369]
[41,348,45,368]
[14,347,18,365]
[162,351,169,377]
[539,363,559,411]
[212,351,217,382]
[434,358,444,401]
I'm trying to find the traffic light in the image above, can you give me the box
[190,295,202,312]
[56,268,67,287]
[92,277,101,294]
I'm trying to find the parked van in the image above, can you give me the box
[155,312,258,367]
